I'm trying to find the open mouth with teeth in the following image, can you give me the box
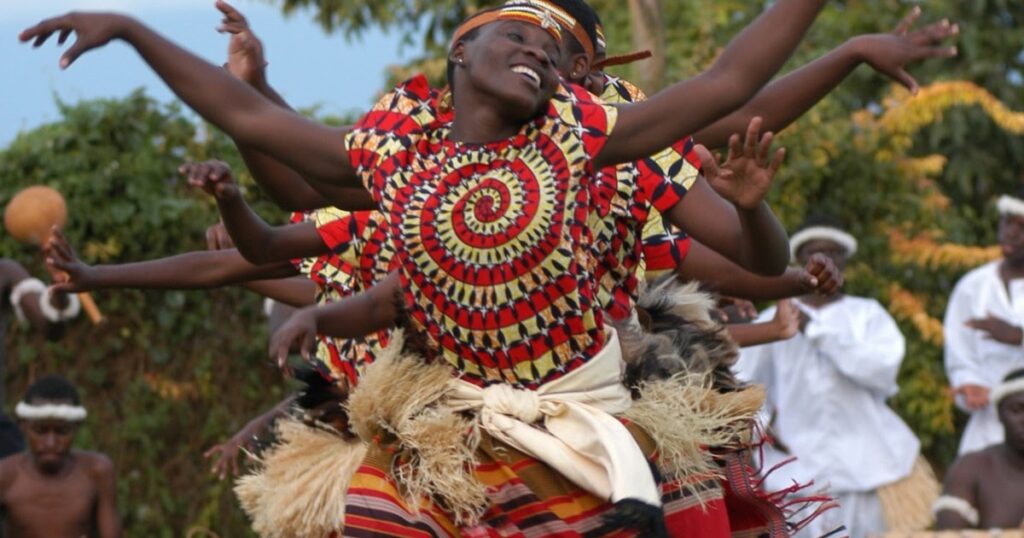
[511,65,542,89]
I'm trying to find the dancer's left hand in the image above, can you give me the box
[19,12,134,69]
[800,253,843,296]
[697,117,785,211]
[268,307,319,374]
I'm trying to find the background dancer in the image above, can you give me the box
[0,375,120,538]
[944,189,1024,455]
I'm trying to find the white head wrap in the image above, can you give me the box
[997,195,1024,218]
[15,402,87,422]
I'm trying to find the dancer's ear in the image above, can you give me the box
[567,53,592,84]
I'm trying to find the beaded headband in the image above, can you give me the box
[452,1,594,61]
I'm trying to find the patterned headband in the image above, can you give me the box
[452,0,595,61]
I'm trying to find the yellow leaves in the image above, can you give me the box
[897,155,948,178]
[887,283,945,347]
[888,229,1001,271]
[880,81,1024,138]
[82,237,122,263]
[143,372,199,402]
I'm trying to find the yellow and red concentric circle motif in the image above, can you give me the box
[347,75,617,389]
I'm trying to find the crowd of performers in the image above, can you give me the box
[2,0,1020,535]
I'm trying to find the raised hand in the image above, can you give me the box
[268,307,319,374]
[851,7,958,95]
[43,227,95,293]
[180,160,239,200]
[965,313,1024,346]
[19,12,133,69]
[698,117,786,211]
[798,253,844,296]
[216,0,268,87]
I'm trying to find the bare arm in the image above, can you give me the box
[935,453,982,529]
[241,277,317,308]
[92,455,122,538]
[678,242,842,300]
[597,0,826,169]
[269,272,401,367]
[0,259,67,339]
[44,230,298,292]
[20,13,359,190]
[204,394,296,480]
[182,161,332,264]
[693,12,958,148]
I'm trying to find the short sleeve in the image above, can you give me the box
[344,75,438,201]
[635,136,700,213]
[552,83,619,169]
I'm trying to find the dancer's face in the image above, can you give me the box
[21,399,78,474]
[999,391,1024,452]
[998,214,1024,265]
[452,21,561,121]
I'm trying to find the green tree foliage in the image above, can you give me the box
[0,91,288,537]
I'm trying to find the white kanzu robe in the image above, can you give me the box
[735,296,919,538]
[944,261,1024,455]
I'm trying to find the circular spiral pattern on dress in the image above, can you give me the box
[406,136,567,288]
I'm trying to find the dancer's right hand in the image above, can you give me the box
[205,221,236,251]
[203,426,257,480]
[180,160,239,201]
[44,227,95,293]
[19,12,134,69]
[955,384,990,411]
[268,307,319,374]
[799,253,843,296]
[216,0,268,87]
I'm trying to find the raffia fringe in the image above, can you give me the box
[234,417,366,538]
[347,329,488,525]
[877,456,941,532]
[624,377,765,488]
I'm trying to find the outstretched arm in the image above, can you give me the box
[679,242,842,300]
[269,271,401,368]
[727,299,801,347]
[215,1,375,211]
[44,228,298,292]
[204,394,296,480]
[693,9,958,148]
[20,13,358,190]
[182,160,330,264]
[242,277,317,308]
[597,0,826,169]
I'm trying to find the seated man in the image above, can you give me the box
[935,368,1024,529]
[0,375,120,538]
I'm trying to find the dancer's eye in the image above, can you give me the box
[507,31,524,43]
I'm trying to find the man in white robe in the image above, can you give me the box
[944,193,1024,455]
[735,218,923,538]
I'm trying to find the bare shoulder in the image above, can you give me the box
[0,453,26,494]
[77,451,115,479]
[945,448,990,484]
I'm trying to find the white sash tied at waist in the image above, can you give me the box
[447,329,662,507]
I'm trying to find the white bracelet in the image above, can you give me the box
[932,495,979,526]
[9,278,46,324]
[38,287,81,322]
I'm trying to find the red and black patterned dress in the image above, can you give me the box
[291,208,395,390]
[589,75,701,319]
[339,75,713,537]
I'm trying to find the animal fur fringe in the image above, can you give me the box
[234,416,366,538]
[625,277,741,393]
[347,330,488,525]
[877,456,941,532]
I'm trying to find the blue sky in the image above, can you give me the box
[1,0,412,146]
